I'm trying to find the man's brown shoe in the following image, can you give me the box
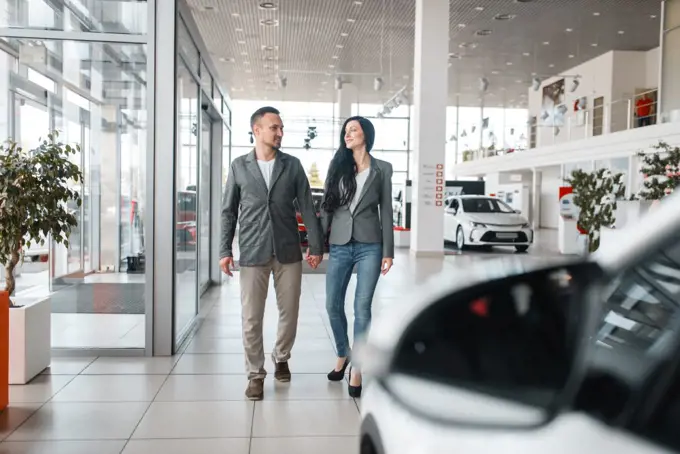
[245,379,264,401]
[274,361,291,382]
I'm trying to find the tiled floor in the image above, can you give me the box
[0,236,560,453]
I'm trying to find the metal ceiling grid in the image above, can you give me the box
[188,0,662,109]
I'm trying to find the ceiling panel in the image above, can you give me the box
[188,0,662,109]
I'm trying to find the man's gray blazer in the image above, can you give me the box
[321,156,394,258]
[220,149,324,267]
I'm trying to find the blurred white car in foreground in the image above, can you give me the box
[359,192,680,454]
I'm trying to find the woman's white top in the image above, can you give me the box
[350,166,371,213]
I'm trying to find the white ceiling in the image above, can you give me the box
[188,0,663,109]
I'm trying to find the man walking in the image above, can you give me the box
[220,106,324,400]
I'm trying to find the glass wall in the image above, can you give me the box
[172,14,231,346]
[0,34,149,349]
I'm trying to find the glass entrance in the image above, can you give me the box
[198,111,212,296]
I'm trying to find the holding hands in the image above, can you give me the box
[306,249,323,269]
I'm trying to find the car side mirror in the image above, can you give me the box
[361,261,604,429]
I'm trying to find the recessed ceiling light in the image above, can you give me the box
[491,70,500,75]
[259,2,277,9]
[201,5,217,11]
[236,28,243,32]
[618,30,625,34]
[238,40,246,44]
[354,1,363,4]
[475,29,492,36]
[568,54,575,58]
[231,12,240,17]
[506,62,513,66]
[565,28,573,32]
[493,13,516,20]
[347,18,356,23]
[341,32,348,37]
[328,64,335,68]
[475,6,485,11]
[593,12,600,16]
[516,80,523,83]
[522,52,531,57]
[549,64,555,68]
[591,43,598,47]
[259,18,279,26]
[458,23,466,28]
[543,41,550,45]
[336,44,344,48]
[332,55,339,59]
[651,14,657,18]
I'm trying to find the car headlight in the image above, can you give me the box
[521,223,531,229]
[470,221,487,228]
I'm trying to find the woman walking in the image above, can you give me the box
[320,116,394,398]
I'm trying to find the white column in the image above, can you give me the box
[410,0,449,257]
[532,169,542,229]
[659,0,680,121]
[336,83,356,122]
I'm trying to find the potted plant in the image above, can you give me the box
[0,131,82,385]
[566,168,625,254]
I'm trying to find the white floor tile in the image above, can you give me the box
[122,438,250,454]
[51,375,167,402]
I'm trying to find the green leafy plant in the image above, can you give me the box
[0,131,83,306]
[566,168,626,253]
[632,141,680,201]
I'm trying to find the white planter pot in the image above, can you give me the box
[9,296,51,384]
[615,200,653,229]
[394,229,411,248]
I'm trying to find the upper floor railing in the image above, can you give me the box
[459,89,679,163]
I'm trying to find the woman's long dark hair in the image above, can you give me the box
[322,117,374,213]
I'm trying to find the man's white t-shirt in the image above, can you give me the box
[350,167,371,213]
[257,159,276,189]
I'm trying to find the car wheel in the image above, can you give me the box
[455,226,465,250]
[515,245,529,253]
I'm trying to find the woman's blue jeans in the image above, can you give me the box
[325,241,382,358]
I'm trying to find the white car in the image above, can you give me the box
[443,195,534,252]
[359,191,680,454]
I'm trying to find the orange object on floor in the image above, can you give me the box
[0,291,8,412]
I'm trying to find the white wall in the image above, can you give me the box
[529,48,661,147]
[529,51,614,148]
[539,166,561,229]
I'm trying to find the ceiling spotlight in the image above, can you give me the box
[336,44,344,48]
[278,75,287,88]
[570,77,580,92]
[347,18,356,23]
[591,43,598,47]
[231,12,240,17]
[618,30,625,34]
[475,6,485,11]
[458,23,466,28]
[549,64,555,68]
[506,62,513,66]
[568,54,575,58]
[341,32,349,37]
[593,12,600,16]
[565,28,573,32]
[334,76,343,90]
[493,13,516,20]
[651,14,657,18]
[373,77,384,91]
[259,18,279,26]
[491,70,499,75]
[543,41,550,45]
[259,2,277,9]
[523,52,531,56]
[532,77,541,91]
[475,29,493,36]
[479,77,489,92]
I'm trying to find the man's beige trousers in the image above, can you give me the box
[239,257,302,379]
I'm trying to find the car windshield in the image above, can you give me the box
[462,198,515,213]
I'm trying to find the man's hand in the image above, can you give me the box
[305,248,323,269]
[220,257,235,276]
[381,258,393,275]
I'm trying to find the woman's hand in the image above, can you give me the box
[381,258,393,275]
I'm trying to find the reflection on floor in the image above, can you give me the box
[0,235,562,453]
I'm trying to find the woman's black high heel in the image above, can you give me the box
[348,366,362,398]
[327,357,350,381]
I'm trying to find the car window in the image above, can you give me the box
[461,197,514,213]
[595,239,680,357]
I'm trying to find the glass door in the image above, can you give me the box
[198,111,212,296]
